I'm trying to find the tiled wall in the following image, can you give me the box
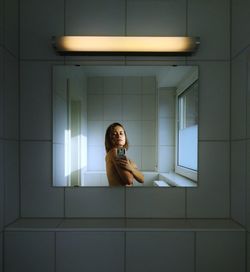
[231,0,250,268]
[19,0,230,219]
[87,76,156,172]
[3,0,250,271]
[4,228,246,272]
[1,0,20,270]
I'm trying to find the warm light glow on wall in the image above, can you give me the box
[53,36,200,54]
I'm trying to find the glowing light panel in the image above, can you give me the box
[53,36,200,53]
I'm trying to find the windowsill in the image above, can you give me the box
[159,172,197,187]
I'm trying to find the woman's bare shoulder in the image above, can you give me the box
[106,148,117,160]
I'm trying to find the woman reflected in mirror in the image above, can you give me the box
[105,122,144,186]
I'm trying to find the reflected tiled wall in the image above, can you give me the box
[158,87,175,173]
[87,76,156,171]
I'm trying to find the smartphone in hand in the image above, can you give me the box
[117,147,126,158]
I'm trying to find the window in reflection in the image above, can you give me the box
[175,71,198,181]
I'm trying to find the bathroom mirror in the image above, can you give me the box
[52,65,199,187]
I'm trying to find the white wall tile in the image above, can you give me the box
[87,77,104,94]
[20,62,53,140]
[231,53,247,140]
[57,232,124,272]
[142,76,156,94]
[0,0,3,46]
[123,76,141,94]
[0,141,3,230]
[142,146,156,171]
[104,95,122,121]
[158,146,175,173]
[4,0,18,57]
[0,49,3,138]
[196,231,246,272]
[127,0,186,36]
[87,95,103,121]
[231,141,247,226]
[248,233,250,272]
[104,77,122,94]
[142,95,156,121]
[187,142,230,218]
[65,0,125,35]
[248,55,250,139]
[4,141,19,225]
[123,95,141,120]
[197,62,230,141]
[188,0,230,60]
[100,174,109,186]
[21,142,64,217]
[53,94,67,144]
[0,232,2,272]
[158,89,176,118]
[232,0,250,57]
[87,121,104,146]
[126,188,185,218]
[123,121,142,146]
[20,0,64,59]
[53,143,67,187]
[247,140,250,232]
[84,172,101,186]
[126,146,142,170]
[126,232,194,272]
[4,52,18,140]
[158,118,175,146]
[65,187,125,217]
[142,121,155,145]
[5,231,55,272]
[87,146,105,171]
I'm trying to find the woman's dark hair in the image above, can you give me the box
[105,122,129,153]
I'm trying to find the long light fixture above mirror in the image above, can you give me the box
[52,36,200,55]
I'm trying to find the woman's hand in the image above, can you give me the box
[116,156,133,172]
[115,152,144,184]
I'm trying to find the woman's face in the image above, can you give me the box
[111,126,126,148]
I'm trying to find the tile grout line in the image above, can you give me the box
[194,231,197,272]
[18,0,21,220]
[2,229,5,272]
[229,0,232,220]
[62,0,66,214]
[124,231,126,272]
[185,0,188,217]
[2,1,6,269]
[54,231,57,272]
[63,188,66,218]
[245,54,249,272]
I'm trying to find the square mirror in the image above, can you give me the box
[52,65,199,187]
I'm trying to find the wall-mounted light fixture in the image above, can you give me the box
[52,36,200,55]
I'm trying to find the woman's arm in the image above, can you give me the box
[116,157,144,184]
[109,148,134,185]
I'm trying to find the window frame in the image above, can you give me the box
[175,69,198,182]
